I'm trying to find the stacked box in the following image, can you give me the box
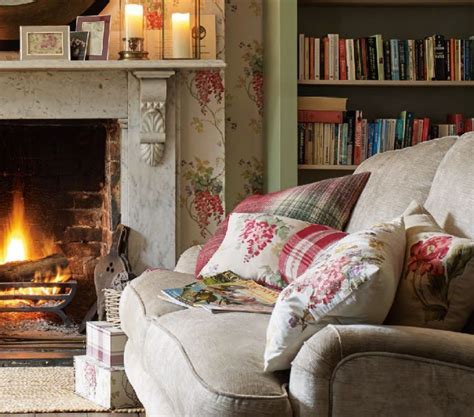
[74,321,141,409]
[86,321,127,367]
[75,355,140,409]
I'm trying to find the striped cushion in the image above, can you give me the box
[279,224,347,284]
[195,173,370,276]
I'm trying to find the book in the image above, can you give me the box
[339,39,347,80]
[390,39,400,80]
[367,36,378,80]
[298,110,344,123]
[160,271,279,314]
[373,34,385,81]
[434,34,447,80]
[383,40,392,80]
[346,39,356,80]
[298,96,348,111]
[447,113,464,135]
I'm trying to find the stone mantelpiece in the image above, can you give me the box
[0,60,225,272]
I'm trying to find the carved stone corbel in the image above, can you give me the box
[133,71,175,166]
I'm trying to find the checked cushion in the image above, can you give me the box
[195,173,370,277]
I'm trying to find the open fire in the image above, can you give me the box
[0,190,72,310]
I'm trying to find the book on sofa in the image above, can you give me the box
[160,271,279,314]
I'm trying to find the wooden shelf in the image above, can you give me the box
[299,0,474,6]
[299,164,358,170]
[298,80,474,87]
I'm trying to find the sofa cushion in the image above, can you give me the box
[425,133,474,240]
[174,244,202,274]
[195,173,370,276]
[141,308,292,417]
[346,136,457,233]
[119,269,194,346]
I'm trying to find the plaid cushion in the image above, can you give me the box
[278,224,347,284]
[195,172,370,276]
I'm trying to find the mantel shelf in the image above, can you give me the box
[0,59,226,72]
[298,80,474,87]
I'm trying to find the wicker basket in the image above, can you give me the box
[103,288,122,328]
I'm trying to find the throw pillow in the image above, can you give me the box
[386,201,474,331]
[279,224,347,285]
[199,213,312,289]
[195,173,371,276]
[264,217,406,372]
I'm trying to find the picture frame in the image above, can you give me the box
[70,31,90,61]
[20,25,70,60]
[76,15,111,60]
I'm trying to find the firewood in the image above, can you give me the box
[0,254,69,282]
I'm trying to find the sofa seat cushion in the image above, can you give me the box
[346,136,457,233]
[141,308,292,417]
[120,269,195,346]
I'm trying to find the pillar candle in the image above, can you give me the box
[171,13,191,59]
[125,4,144,39]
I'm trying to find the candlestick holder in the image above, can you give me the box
[162,0,200,59]
[119,0,149,60]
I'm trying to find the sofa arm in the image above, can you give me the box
[289,324,474,417]
[174,245,202,274]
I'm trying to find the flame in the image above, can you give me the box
[1,191,30,264]
[0,191,71,309]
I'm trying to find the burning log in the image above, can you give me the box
[0,254,68,282]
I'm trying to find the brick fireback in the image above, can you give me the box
[0,120,121,321]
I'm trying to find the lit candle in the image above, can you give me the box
[172,12,191,58]
[125,3,144,39]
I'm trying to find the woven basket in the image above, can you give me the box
[103,288,122,328]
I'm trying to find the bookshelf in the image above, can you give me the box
[263,0,473,191]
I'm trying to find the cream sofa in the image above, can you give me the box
[120,133,474,417]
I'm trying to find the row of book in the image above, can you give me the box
[298,34,474,81]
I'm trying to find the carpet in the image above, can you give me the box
[0,366,142,413]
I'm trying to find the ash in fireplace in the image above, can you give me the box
[0,313,80,338]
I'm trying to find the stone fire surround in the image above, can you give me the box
[0,59,225,272]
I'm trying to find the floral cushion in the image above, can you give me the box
[195,173,371,276]
[264,217,406,372]
[278,224,347,285]
[199,213,312,289]
[386,201,474,331]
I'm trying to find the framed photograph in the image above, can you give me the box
[70,31,90,61]
[76,15,111,60]
[20,25,70,60]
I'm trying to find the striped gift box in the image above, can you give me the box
[86,321,127,367]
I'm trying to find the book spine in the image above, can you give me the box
[465,118,473,132]
[339,39,347,80]
[353,110,363,165]
[304,36,310,80]
[354,39,363,80]
[395,119,404,149]
[309,37,314,80]
[298,123,305,164]
[408,40,415,81]
[360,38,369,80]
[298,34,305,80]
[445,39,451,81]
[421,118,430,142]
[314,38,321,80]
[465,39,471,81]
[323,37,329,80]
[390,40,400,81]
[415,39,425,80]
[328,34,335,80]
[367,37,378,80]
[398,40,407,81]
[470,38,474,80]
[375,34,385,81]
[346,39,356,81]
[298,110,344,124]
[383,40,392,80]
[344,111,355,165]
[412,119,420,146]
[434,34,447,80]
[405,112,415,147]
[451,38,457,81]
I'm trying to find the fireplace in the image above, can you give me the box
[0,120,121,325]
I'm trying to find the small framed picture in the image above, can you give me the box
[70,31,90,61]
[20,26,70,61]
[76,15,111,60]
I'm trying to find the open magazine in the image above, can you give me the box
[160,271,279,314]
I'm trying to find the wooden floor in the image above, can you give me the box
[0,399,145,415]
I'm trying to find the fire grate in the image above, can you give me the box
[0,281,77,325]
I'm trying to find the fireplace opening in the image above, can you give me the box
[0,120,121,334]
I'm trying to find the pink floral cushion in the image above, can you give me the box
[264,217,406,372]
[199,213,312,289]
[278,224,347,285]
[386,201,474,331]
[195,173,371,276]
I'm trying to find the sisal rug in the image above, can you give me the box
[0,366,142,413]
